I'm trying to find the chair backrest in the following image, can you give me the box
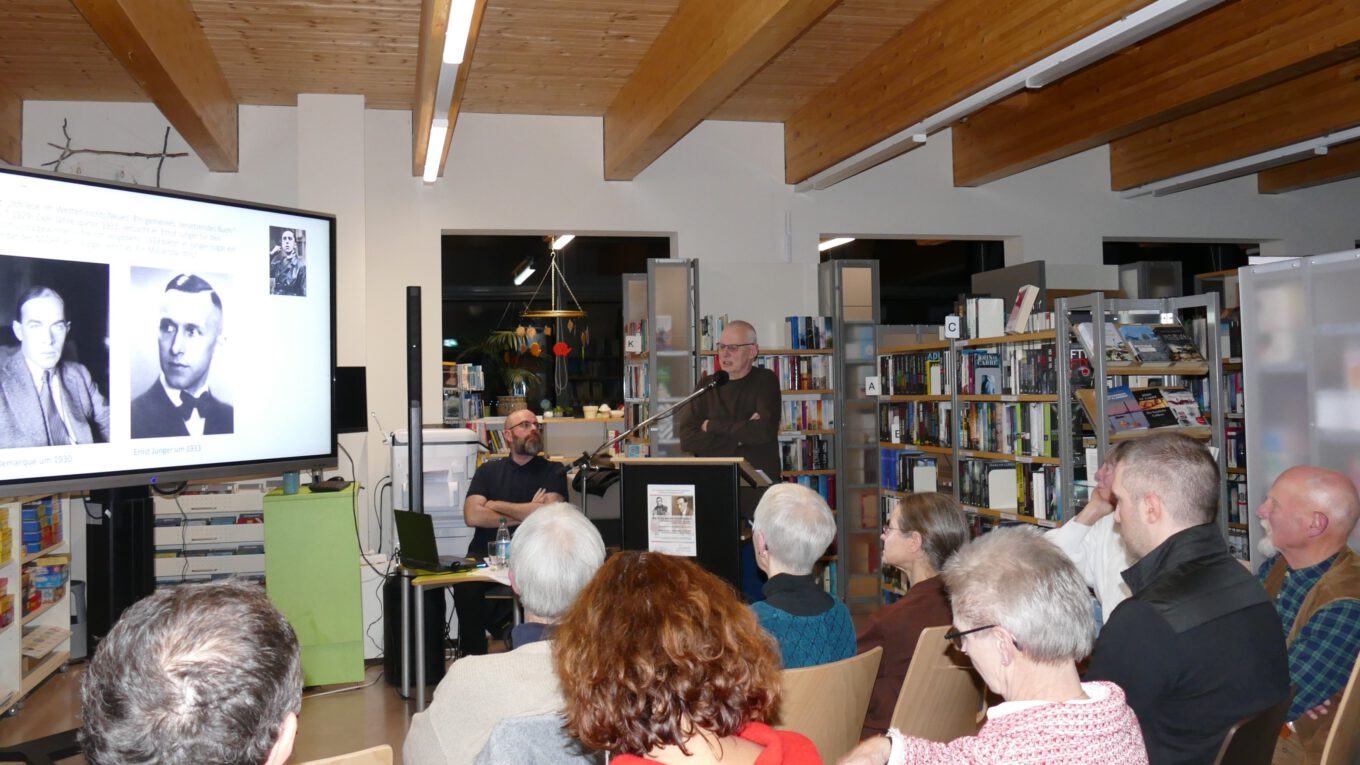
[1213,695,1291,765]
[777,646,883,763]
[1321,650,1360,765]
[889,625,987,742]
[295,744,393,765]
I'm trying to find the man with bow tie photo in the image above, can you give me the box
[131,273,234,438]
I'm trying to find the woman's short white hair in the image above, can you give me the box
[942,526,1095,664]
[509,503,606,619]
[751,483,836,575]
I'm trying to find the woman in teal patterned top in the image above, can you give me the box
[749,483,856,668]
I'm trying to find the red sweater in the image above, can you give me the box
[612,722,822,764]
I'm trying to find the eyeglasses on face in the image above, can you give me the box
[507,420,540,432]
[944,624,999,651]
[715,342,755,353]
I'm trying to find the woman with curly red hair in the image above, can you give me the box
[554,551,822,764]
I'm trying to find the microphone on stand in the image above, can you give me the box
[704,370,731,390]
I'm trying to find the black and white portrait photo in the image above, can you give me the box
[130,268,234,439]
[268,226,307,297]
[0,255,111,448]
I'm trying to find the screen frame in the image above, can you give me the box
[0,165,339,497]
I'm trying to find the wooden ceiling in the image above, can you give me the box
[2,0,1359,195]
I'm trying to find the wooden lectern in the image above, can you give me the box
[613,457,771,589]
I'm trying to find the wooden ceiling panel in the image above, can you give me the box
[193,0,423,110]
[463,0,681,115]
[0,0,142,101]
[712,0,942,122]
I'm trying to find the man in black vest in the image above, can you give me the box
[1086,432,1289,764]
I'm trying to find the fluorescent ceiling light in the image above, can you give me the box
[1120,125,1360,198]
[819,237,855,251]
[795,0,1228,192]
[551,234,576,251]
[443,0,477,64]
[423,121,449,183]
[513,258,536,285]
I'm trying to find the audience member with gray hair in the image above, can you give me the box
[1086,432,1289,764]
[749,482,856,668]
[856,492,969,737]
[405,503,606,765]
[840,527,1148,765]
[81,581,303,765]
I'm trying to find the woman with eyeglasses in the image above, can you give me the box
[839,527,1147,765]
[856,492,968,738]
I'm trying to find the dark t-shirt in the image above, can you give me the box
[465,455,568,556]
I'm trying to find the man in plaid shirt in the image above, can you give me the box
[1256,466,1360,763]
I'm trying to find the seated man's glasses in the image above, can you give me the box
[715,342,755,353]
[507,420,540,432]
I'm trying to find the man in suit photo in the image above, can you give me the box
[131,273,234,438]
[0,285,111,447]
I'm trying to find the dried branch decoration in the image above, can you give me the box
[41,119,188,186]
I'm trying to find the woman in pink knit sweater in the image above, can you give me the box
[839,527,1147,765]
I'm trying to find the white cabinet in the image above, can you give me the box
[152,490,267,586]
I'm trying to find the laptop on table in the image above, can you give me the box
[393,510,477,573]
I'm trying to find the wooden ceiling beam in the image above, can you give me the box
[412,0,450,177]
[0,84,19,166]
[411,0,488,179]
[953,0,1360,187]
[604,0,840,181]
[1110,57,1360,190]
[782,0,1157,186]
[69,0,238,172]
[1259,140,1360,194]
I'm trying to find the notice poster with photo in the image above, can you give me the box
[647,483,697,556]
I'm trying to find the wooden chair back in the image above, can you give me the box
[1321,650,1360,765]
[776,646,883,763]
[889,625,987,742]
[1212,695,1291,765]
[295,744,393,765]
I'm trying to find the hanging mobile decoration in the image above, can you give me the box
[522,236,588,395]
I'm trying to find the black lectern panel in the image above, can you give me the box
[620,462,741,590]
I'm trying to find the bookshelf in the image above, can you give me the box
[620,260,699,458]
[1240,250,1360,570]
[818,260,880,609]
[0,494,71,717]
[441,361,486,426]
[1055,292,1231,551]
[1194,269,1248,540]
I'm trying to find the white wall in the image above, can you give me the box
[20,99,1360,551]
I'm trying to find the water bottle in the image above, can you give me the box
[492,517,511,568]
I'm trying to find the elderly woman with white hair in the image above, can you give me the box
[840,526,1148,765]
[750,482,856,668]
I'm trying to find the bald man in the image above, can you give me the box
[1255,466,1360,763]
[457,408,567,655]
[677,320,781,481]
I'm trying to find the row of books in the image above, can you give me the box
[781,436,831,472]
[786,473,836,509]
[879,402,951,448]
[1188,314,1243,360]
[781,316,834,350]
[879,450,940,493]
[0,516,10,567]
[1227,474,1249,525]
[879,351,948,396]
[445,363,485,391]
[1226,424,1246,469]
[780,400,835,431]
[1074,320,1206,365]
[1100,385,1207,432]
[624,318,649,353]
[958,346,1059,396]
[958,401,1058,458]
[757,354,834,390]
[623,364,650,400]
[958,459,1059,521]
[446,391,486,421]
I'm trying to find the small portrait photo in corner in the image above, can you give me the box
[267,226,306,297]
[0,255,112,449]
[672,495,694,517]
[129,268,234,439]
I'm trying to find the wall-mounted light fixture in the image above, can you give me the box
[819,237,856,252]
